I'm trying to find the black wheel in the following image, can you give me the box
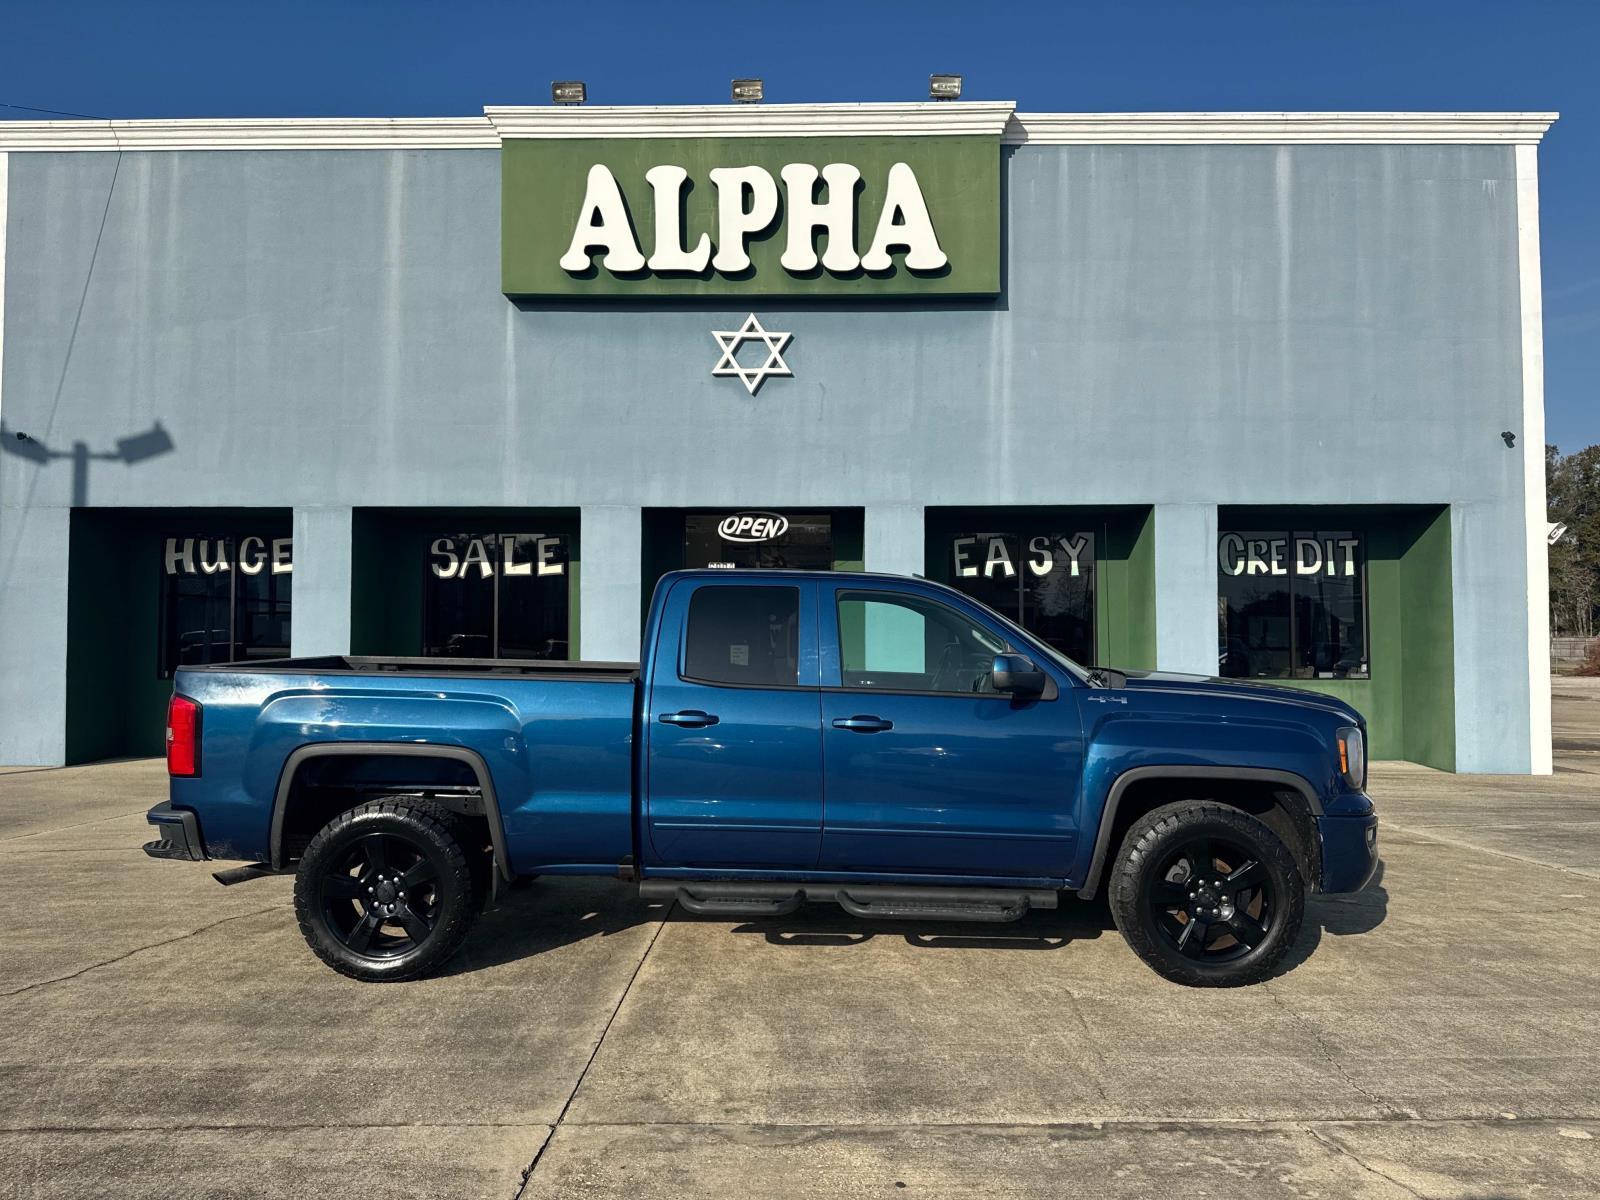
[293,797,482,982]
[1108,800,1304,987]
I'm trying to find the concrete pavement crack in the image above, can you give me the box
[1260,980,1411,1121]
[0,906,282,998]
[511,901,674,1200]
[0,810,149,842]
[1304,1123,1428,1198]
[2,1120,552,1135]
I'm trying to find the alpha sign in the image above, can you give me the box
[502,136,1000,298]
[560,162,946,277]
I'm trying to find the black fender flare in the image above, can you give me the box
[1077,765,1323,899]
[269,742,513,882]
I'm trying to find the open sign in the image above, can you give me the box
[717,512,790,543]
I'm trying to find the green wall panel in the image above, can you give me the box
[1221,505,1454,770]
[67,509,290,763]
[503,135,1000,298]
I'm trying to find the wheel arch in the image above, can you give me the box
[1078,766,1323,899]
[270,743,513,882]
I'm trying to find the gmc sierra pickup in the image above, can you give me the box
[146,569,1378,987]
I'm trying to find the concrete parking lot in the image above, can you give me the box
[3,684,1599,1198]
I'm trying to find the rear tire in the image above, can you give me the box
[293,797,482,982]
[1108,800,1303,987]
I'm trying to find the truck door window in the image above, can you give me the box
[836,592,1005,695]
[683,586,801,687]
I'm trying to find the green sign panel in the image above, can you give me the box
[501,135,1000,298]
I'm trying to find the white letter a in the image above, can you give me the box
[560,165,647,273]
[861,162,948,272]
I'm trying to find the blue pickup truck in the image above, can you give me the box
[146,569,1378,987]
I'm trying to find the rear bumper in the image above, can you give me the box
[144,801,207,862]
[1317,809,1379,893]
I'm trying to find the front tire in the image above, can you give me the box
[293,798,482,982]
[1108,800,1304,987]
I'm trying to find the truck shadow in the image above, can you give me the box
[440,864,1387,976]
[1275,859,1391,978]
[442,877,667,976]
[727,901,1110,951]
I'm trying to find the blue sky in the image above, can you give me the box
[4,0,1595,448]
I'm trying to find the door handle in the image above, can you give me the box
[832,715,894,733]
[659,710,720,728]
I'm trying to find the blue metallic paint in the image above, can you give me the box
[168,569,1377,897]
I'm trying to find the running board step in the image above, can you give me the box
[638,881,1058,924]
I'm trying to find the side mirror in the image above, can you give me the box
[992,653,1045,695]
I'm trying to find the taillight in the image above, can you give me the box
[167,694,200,777]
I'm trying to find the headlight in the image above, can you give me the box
[1337,726,1366,789]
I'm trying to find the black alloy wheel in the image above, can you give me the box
[1146,835,1273,964]
[293,797,483,982]
[1108,800,1304,987]
[319,832,442,958]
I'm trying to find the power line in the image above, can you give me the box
[0,100,106,120]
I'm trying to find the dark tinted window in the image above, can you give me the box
[683,586,800,687]
[422,533,570,660]
[1218,531,1367,679]
[160,535,292,676]
[944,530,1095,665]
[683,512,834,570]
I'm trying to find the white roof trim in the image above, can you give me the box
[0,108,1557,151]
[484,101,1017,138]
[1004,112,1558,145]
[0,117,499,151]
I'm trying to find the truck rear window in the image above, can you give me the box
[683,586,800,688]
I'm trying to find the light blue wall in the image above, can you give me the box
[0,143,1533,766]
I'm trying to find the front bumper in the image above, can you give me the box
[1317,809,1379,893]
[144,801,208,862]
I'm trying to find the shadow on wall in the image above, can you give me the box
[1,421,175,506]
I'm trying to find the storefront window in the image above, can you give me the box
[942,531,1096,665]
[1218,531,1368,679]
[423,533,570,659]
[159,535,292,676]
[684,512,833,570]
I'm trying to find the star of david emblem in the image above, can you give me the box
[711,314,793,396]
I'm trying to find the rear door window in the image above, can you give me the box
[683,586,801,687]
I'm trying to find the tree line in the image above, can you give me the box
[1549,443,1600,640]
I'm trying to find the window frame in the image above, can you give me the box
[1217,529,1371,681]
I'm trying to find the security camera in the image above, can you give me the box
[14,430,30,442]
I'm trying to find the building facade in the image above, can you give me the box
[0,103,1556,771]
